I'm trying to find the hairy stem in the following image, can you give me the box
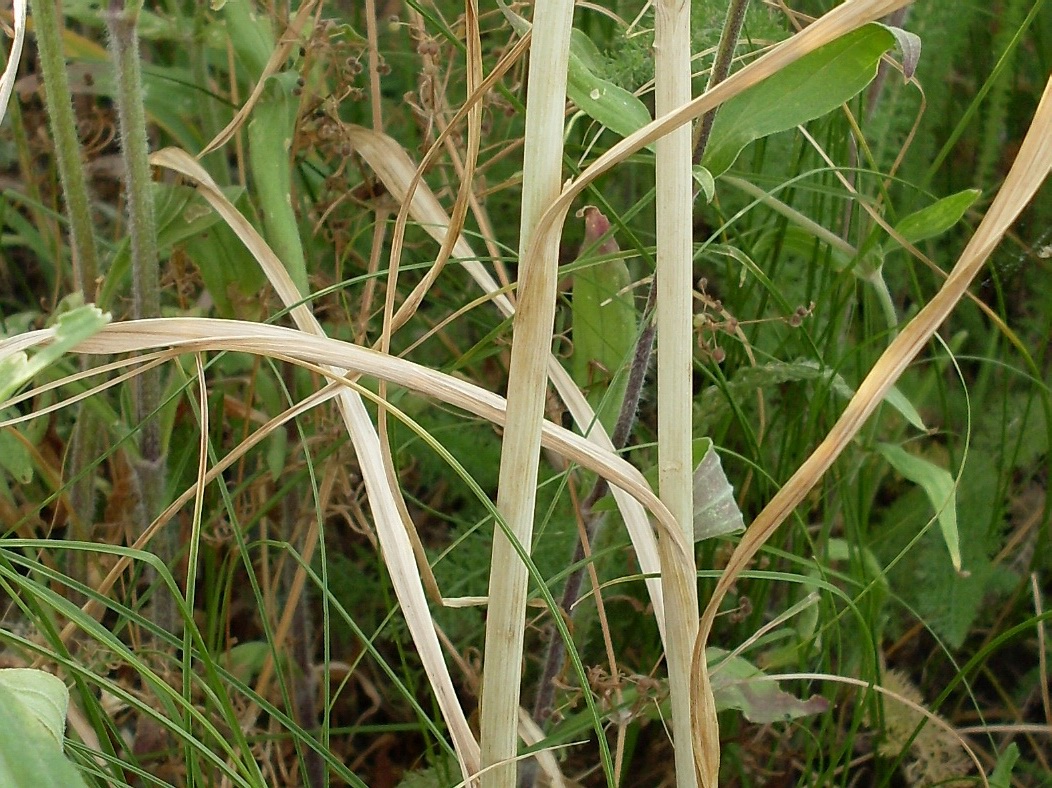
[692,0,752,164]
[29,0,100,294]
[30,0,104,597]
[107,1,174,634]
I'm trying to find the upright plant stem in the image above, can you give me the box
[31,0,103,594]
[106,1,173,634]
[479,1,574,784]
[29,0,99,294]
[692,0,751,164]
[654,0,701,785]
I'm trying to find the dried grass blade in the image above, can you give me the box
[477,1,585,780]
[0,319,686,559]
[0,0,26,127]
[147,149,482,780]
[345,124,668,642]
[693,73,1052,782]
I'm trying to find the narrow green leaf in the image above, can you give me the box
[571,207,637,433]
[702,24,895,178]
[989,743,1019,788]
[887,188,981,249]
[877,443,962,571]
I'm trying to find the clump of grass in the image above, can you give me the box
[0,1,1050,786]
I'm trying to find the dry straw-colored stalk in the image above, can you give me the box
[653,0,701,785]
[478,0,577,781]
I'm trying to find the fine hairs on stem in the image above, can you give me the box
[106,0,174,635]
[29,0,104,600]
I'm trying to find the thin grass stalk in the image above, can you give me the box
[479,1,575,783]
[653,0,702,785]
[106,1,171,633]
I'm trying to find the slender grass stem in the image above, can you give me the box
[654,0,702,784]
[106,1,173,634]
[480,1,575,784]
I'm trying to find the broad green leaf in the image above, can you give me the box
[0,304,110,403]
[702,24,895,178]
[0,670,88,788]
[0,669,68,743]
[571,207,637,433]
[567,30,652,143]
[154,182,240,251]
[708,647,828,723]
[182,216,268,320]
[221,0,275,75]
[886,188,981,249]
[877,443,961,571]
[692,440,745,541]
